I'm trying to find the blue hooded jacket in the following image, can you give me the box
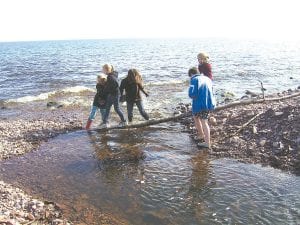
[188,74,216,114]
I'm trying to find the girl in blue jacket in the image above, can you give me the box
[188,67,215,148]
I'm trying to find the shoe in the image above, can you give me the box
[197,142,210,149]
[85,119,93,130]
[99,123,109,129]
[118,121,128,127]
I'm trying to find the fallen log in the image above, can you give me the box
[93,111,192,132]
[93,91,300,132]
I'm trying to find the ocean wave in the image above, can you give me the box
[146,79,188,86]
[5,86,94,103]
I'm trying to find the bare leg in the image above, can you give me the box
[193,116,205,139]
[200,119,211,148]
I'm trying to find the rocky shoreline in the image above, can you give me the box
[179,89,300,175]
[0,181,72,225]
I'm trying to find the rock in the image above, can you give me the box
[245,90,259,97]
[46,102,64,108]
[230,136,241,144]
[274,111,284,116]
[47,101,58,107]
[26,213,35,221]
[259,139,267,147]
[173,110,181,115]
[272,141,284,149]
[221,91,235,98]
[209,117,217,126]
[240,95,250,100]
[252,126,257,134]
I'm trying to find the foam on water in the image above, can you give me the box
[5,86,94,104]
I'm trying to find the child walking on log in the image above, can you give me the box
[188,67,215,148]
[85,74,108,130]
[101,64,127,128]
[120,68,149,123]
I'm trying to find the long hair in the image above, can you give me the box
[127,68,143,85]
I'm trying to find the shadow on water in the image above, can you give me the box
[0,123,300,224]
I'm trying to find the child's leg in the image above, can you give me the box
[200,119,211,147]
[112,95,126,122]
[193,115,205,139]
[86,105,98,129]
[103,95,113,124]
[88,105,98,120]
[126,101,134,122]
[136,100,149,120]
[99,108,106,123]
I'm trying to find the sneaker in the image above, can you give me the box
[197,142,210,149]
[118,121,128,127]
[99,123,109,129]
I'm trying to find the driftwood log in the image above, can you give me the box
[93,91,300,132]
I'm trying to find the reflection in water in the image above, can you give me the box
[0,125,299,225]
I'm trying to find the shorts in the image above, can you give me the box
[193,110,209,119]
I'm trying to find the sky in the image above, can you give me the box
[0,0,299,42]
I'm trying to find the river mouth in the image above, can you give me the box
[0,123,299,225]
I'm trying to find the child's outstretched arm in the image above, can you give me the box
[138,83,149,97]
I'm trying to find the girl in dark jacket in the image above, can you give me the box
[102,64,127,127]
[85,74,108,129]
[120,69,149,122]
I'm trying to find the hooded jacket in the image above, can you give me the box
[188,74,215,114]
[104,71,120,96]
[93,83,107,108]
[120,77,148,102]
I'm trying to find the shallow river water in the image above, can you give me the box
[0,123,299,225]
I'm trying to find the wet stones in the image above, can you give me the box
[258,139,267,147]
[46,101,64,108]
[0,181,72,225]
[209,117,217,126]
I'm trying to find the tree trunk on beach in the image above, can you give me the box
[93,91,300,132]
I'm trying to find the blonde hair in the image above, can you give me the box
[102,64,114,74]
[197,52,209,63]
[97,73,107,81]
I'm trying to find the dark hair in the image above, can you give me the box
[127,68,143,85]
[188,67,199,77]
